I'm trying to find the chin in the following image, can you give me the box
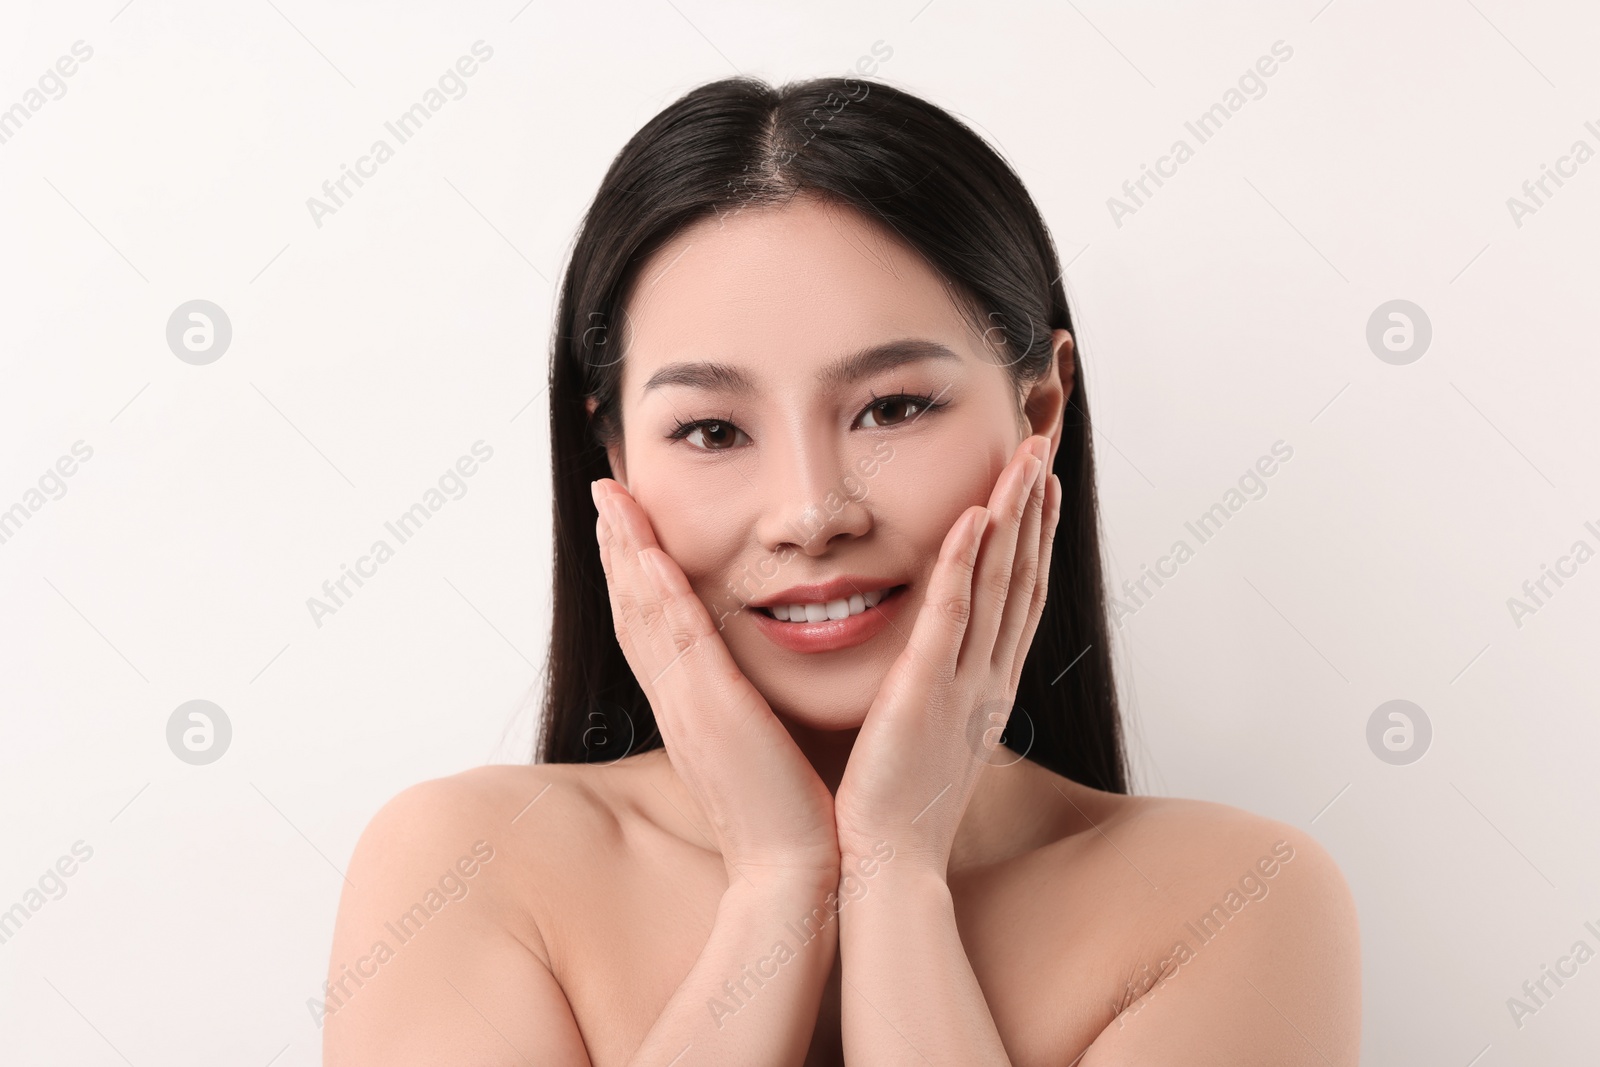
[729,625,905,737]
[768,697,872,735]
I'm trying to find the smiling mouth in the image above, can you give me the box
[754,584,908,623]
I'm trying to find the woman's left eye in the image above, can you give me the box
[858,393,943,429]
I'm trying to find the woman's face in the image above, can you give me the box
[604,195,1071,733]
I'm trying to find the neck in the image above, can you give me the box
[640,717,1062,876]
[775,709,1035,874]
[775,712,859,795]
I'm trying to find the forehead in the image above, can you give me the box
[618,197,978,393]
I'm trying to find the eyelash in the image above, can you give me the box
[666,390,949,451]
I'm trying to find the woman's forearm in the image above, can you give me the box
[838,859,1011,1065]
[627,870,838,1066]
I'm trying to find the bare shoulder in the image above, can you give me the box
[368,760,622,847]
[367,759,619,825]
[1076,793,1362,1066]
[322,762,623,1065]
[1104,793,1361,975]
[1110,792,1355,890]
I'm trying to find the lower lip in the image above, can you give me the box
[748,586,909,654]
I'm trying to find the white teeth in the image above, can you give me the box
[770,587,893,622]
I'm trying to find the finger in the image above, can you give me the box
[594,482,685,708]
[593,491,663,712]
[901,505,989,692]
[636,543,770,740]
[992,439,1049,672]
[960,441,1042,672]
[598,483,766,745]
[1007,471,1061,694]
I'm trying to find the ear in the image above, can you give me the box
[1022,329,1075,470]
[585,396,628,487]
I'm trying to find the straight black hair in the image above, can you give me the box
[536,75,1129,794]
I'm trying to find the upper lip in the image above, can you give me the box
[747,576,904,609]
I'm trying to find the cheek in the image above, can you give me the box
[875,444,1004,559]
[641,491,755,612]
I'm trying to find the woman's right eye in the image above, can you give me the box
[674,420,749,452]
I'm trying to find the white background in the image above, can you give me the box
[2,0,1597,1063]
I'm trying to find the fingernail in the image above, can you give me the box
[590,479,602,507]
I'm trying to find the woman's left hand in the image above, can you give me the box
[833,434,1060,876]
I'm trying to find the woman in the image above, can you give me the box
[323,75,1361,1065]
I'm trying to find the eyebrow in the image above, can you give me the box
[640,338,962,398]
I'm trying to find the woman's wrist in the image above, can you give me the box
[844,851,949,897]
[838,835,948,886]
[721,856,842,904]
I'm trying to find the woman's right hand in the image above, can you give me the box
[592,478,841,890]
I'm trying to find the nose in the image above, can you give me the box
[754,429,872,557]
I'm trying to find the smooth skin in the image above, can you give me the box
[322,196,1361,1065]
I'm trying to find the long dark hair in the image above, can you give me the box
[536,75,1129,794]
